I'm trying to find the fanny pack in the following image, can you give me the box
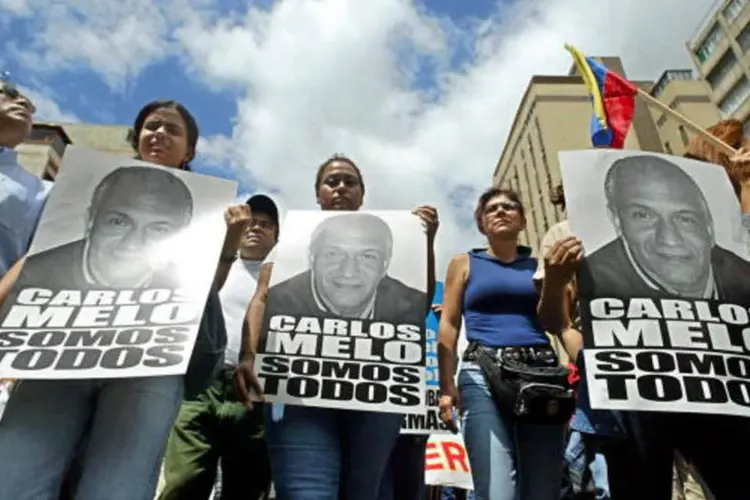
[464,342,575,425]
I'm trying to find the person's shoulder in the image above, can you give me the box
[380,275,425,301]
[269,269,311,295]
[20,240,84,286]
[712,245,750,271]
[584,238,622,263]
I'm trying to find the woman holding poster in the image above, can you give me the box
[436,187,570,500]
[235,154,439,500]
[0,100,249,500]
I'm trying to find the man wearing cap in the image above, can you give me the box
[159,194,279,500]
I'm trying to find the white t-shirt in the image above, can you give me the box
[219,258,264,366]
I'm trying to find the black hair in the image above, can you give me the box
[127,100,199,170]
[314,154,365,195]
[474,187,525,234]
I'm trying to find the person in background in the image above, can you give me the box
[235,154,439,499]
[0,100,250,500]
[437,187,566,500]
[534,185,620,500]
[0,75,49,281]
[158,194,280,500]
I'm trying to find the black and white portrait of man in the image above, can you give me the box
[266,212,426,325]
[18,166,193,291]
[576,154,750,301]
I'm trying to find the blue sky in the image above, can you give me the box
[0,0,712,269]
[2,0,496,190]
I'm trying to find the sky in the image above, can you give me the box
[0,0,720,274]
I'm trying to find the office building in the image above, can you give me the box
[492,57,721,251]
[688,0,750,130]
[16,122,132,179]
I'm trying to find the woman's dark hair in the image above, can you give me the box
[314,154,365,195]
[474,187,525,233]
[127,100,199,170]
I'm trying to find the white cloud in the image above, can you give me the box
[21,86,80,123]
[0,0,718,273]
[177,0,716,272]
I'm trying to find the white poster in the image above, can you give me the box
[560,149,750,416]
[0,147,236,379]
[424,433,474,490]
[255,210,428,414]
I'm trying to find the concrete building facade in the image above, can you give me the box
[492,57,721,251]
[16,122,132,180]
[688,0,750,130]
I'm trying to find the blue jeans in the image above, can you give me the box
[0,376,183,500]
[459,364,565,500]
[562,430,610,499]
[265,405,402,499]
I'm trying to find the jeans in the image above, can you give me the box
[458,363,565,500]
[159,368,272,500]
[265,405,402,500]
[0,376,183,500]
[561,430,609,500]
[378,434,428,500]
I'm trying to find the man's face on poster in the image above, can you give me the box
[86,187,188,287]
[610,165,713,293]
[311,225,389,313]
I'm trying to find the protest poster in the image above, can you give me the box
[0,147,237,379]
[424,433,474,491]
[560,149,750,416]
[255,210,428,414]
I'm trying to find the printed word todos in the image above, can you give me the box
[258,355,422,407]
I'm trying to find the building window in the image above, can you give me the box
[695,24,724,62]
[719,75,750,116]
[724,0,747,23]
[707,51,738,88]
[678,125,690,145]
[664,142,673,154]
[738,23,750,51]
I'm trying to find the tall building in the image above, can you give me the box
[688,0,750,130]
[16,121,132,179]
[492,57,721,251]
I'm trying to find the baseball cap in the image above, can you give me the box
[246,194,279,227]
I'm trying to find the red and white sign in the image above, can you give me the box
[424,433,473,490]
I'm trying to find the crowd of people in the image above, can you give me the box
[0,76,748,500]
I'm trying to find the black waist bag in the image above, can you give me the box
[473,346,575,425]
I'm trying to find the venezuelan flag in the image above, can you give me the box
[565,44,638,149]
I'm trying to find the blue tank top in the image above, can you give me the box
[462,248,549,348]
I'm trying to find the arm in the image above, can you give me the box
[425,232,436,317]
[0,256,26,307]
[437,254,468,394]
[239,262,273,362]
[213,204,251,292]
[538,280,584,362]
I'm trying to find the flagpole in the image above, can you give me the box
[634,87,737,156]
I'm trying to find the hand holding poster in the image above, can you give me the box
[0,147,236,379]
[561,150,750,416]
[255,210,428,414]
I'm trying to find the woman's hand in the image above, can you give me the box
[413,205,439,240]
[438,384,460,433]
[234,355,265,411]
[544,235,584,289]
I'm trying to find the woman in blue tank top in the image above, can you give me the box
[436,187,566,500]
